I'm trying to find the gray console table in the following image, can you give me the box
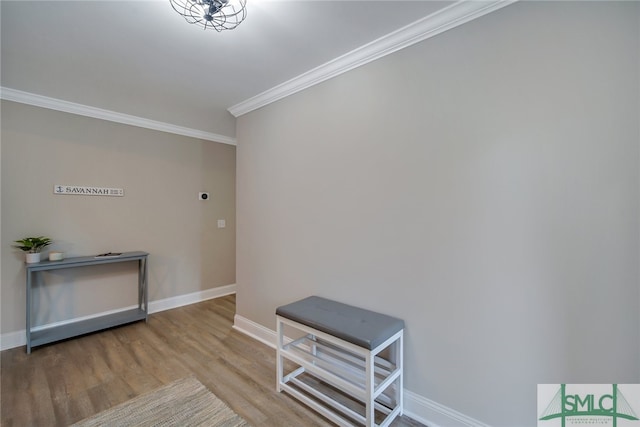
[25,251,149,353]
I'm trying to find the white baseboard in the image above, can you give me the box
[0,284,236,351]
[404,390,492,427]
[232,314,276,349]
[232,313,491,427]
[0,330,27,352]
[148,284,236,313]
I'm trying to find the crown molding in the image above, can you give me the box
[228,0,516,117]
[0,87,237,146]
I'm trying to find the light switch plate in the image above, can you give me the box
[217,219,226,228]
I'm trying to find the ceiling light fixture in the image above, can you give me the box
[170,0,247,32]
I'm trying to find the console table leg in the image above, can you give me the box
[142,257,148,321]
[138,259,143,311]
[26,271,32,354]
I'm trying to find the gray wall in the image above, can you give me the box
[1,101,236,334]
[236,2,640,425]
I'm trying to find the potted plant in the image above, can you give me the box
[13,236,52,263]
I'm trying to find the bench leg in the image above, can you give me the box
[387,331,404,415]
[399,332,404,415]
[276,318,284,392]
[365,353,374,427]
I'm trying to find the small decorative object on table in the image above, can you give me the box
[94,252,122,258]
[48,251,64,261]
[12,236,53,263]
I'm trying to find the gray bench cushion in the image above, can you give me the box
[276,296,404,350]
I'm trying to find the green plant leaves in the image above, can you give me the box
[12,236,52,253]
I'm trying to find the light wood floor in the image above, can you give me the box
[1,294,424,426]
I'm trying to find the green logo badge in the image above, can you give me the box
[538,384,639,427]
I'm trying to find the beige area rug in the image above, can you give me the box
[71,377,250,427]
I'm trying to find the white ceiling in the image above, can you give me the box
[1,1,489,142]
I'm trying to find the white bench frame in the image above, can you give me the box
[276,315,403,427]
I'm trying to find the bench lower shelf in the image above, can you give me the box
[280,372,402,427]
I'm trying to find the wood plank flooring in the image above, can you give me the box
[1,295,424,426]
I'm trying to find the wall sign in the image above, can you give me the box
[53,185,124,197]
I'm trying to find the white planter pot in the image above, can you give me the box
[25,253,41,263]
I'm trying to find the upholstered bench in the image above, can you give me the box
[276,296,404,427]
